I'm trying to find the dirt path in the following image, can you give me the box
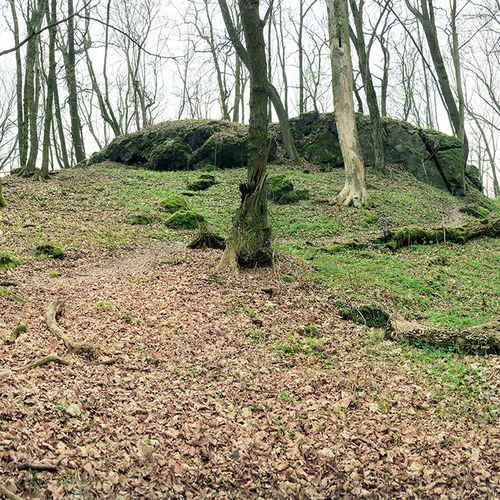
[1,247,498,498]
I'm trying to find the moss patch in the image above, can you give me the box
[0,253,20,272]
[160,195,189,213]
[165,209,204,230]
[267,175,309,205]
[34,243,65,259]
[187,173,217,191]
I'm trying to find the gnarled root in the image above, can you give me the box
[3,324,27,345]
[22,354,69,371]
[330,184,368,208]
[45,300,99,359]
[188,223,226,250]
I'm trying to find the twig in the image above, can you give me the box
[22,354,69,371]
[17,463,58,473]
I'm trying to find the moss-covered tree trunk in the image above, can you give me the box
[327,0,368,207]
[219,0,272,271]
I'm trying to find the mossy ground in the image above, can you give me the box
[1,163,498,329]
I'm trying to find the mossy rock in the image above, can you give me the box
[267,175,309,205]
[148,139,191,171]
[190,131,247,168]
[465,164,483,192]
[340,304,390,328]
[160,195,189,213]
[434,148,465,196]
[34,243,65,259]
[420,128,462,151]
[459,204,489,219]
[187,173,217,191]
[165,209,204,230]
[127,214,153,225]
[0,253,20,272]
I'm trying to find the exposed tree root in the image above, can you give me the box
[386,314,500,355]
[17,463,58,472]
[377,217,499,250]
[22,354,69,371]
[330,184,368,208]
[3,324,27,345]
[0,280,19,287]
[0,483,23,500]
[188,223,226,250]
[45,300,99,359]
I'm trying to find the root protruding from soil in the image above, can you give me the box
[45,300,99,359]
[22,354,69,371]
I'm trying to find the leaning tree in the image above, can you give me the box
[218,0,273,271]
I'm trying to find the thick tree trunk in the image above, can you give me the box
[219,0,272,271]
[66,0,85,163]
[327,0,368,207]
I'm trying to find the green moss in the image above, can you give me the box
[165,209,204,229]
[340,304,390,328]
[159,195,189,213]
[127,214,153,225]
[148,139,190,171]
[187,173,217,191]
[34,243,65,259]
[281,274,296,283]
[459,204,489,219]
[0,253,20,272]
[0,287,26,302]
[267,175,309,205]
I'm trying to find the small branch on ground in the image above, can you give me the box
[22,354,69,371]
[17,463,58,472]
[3,324,27,345]
[45,300,99,359]
[0,280,19,287]
[0,483,23,500]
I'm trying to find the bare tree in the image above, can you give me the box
[219,0,272,271]
[327,0,368,207]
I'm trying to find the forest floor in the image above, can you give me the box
[1,163,499,498]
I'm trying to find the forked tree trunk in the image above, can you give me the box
[219,0,272,271]
[327,0,368,207]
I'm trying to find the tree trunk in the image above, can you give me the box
[350,0,385,172]
[8,0,25,169]
[66,0,85,163]
[41,0,57,179]
[217,0,302,165]
[0,182,7,208]
[219,0,272,272]
[327,0,368,207]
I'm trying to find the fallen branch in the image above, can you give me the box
[45,300,98,359]
[3,324,27,345]
[376,217,499,250]
[321,217,499,253]
[0,484,23,500]
[22,354,69,371]
[0,280,19,287]
[386,314,500,354]
[17,463,58,472]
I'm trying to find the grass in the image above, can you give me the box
[1,162,498,330]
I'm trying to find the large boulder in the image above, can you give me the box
[88,115,476,197]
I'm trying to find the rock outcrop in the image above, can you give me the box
[89,114,481,196]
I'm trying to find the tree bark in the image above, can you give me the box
[327,0,368,207]
[350,0,385,172]
[41,0,57,178]
[219,0,272,271]
[65,0,85,163]
[217,0,301,165]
